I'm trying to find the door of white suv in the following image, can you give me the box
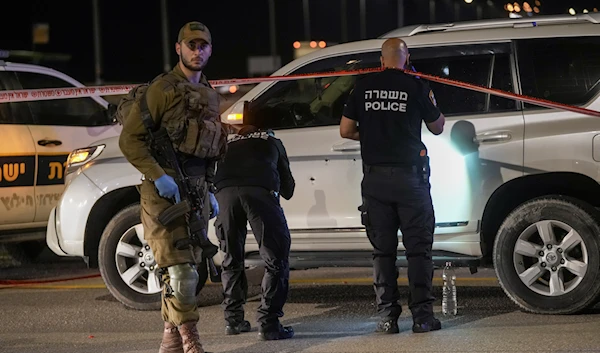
[9,69,121,223]
[0,71,37,226]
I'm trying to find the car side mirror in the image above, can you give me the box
[242,100,261,127]
[107,103,118,124]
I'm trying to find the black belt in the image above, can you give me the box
[363,164,419,174]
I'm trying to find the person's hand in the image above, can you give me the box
[209,192,219,219]
[154,174,181,203]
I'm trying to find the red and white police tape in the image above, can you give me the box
[1,67,599,118]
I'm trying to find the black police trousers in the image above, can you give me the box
[360,164,436,324]
[214,186,291,330]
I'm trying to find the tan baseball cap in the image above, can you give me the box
[178,21,212,44]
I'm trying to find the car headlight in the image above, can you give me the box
[65,144,106,176]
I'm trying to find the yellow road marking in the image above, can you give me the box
[0,277,498,290]
[290,277,498,284]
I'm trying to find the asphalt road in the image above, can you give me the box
[2,250,600,353]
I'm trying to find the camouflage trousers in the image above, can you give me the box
[139,176,209,326]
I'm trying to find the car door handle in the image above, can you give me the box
[473,131,511,144]
[332,141,361,152]
[37,139,63,147]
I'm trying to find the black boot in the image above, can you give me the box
[375,317,399,334]
[258,324,294,341]
[412,318,441,333]
[225,320,251,335]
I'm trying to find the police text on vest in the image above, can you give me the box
[364,90,409,112]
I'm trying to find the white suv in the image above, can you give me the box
[47,14,600,314]
[0,57,120,263]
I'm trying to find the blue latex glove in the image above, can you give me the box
[154,174,180,203]
[209,192,219,219]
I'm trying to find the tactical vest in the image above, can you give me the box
[156,74,228,161]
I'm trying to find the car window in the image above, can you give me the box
[516,36,600,108]
[0,71,34,125]
[13,71,107,126]
[248,51,382,129]
[248,43,518,128]
[409,43,518,116]
[489,55,517,112]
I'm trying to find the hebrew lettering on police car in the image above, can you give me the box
[1,192,60,211]
[1,193,34,211]
[48,162,63,180]
[36,192,61,206]
[1,163,26,183]
[365,90,373,99]
[380,90,388,99]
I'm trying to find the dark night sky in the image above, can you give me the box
[1,0,598,85]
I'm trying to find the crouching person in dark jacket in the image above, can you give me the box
[212,124,295,341]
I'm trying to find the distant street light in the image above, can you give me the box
[465,0,473,3]
[569,8,576,15]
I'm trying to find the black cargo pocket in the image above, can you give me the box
[358,198,370,228]
[215,221,227,253]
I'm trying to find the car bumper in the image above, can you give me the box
[46,171,104,257]
[46,207,67,256]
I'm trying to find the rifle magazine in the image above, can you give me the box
[158,200,192,226]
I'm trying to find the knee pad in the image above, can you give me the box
[167,263,199,306]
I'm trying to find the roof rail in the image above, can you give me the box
[380,13,600,38]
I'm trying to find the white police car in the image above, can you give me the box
[0,51,120,263]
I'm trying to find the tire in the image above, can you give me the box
[98,203,214,311]
[99,203,162,311]
[493,195,600,314]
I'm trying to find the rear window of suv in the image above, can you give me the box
[517,35,600,108]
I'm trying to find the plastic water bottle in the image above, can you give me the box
[442,261,457,316]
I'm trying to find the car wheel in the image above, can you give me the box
[98,203,212,311]
[493,195,600,314]
[99,203,162,311]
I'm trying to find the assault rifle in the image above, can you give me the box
[138,92,220,279]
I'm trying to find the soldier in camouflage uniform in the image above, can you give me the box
[119,21,229,353]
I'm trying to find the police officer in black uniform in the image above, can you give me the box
[212,124,295,341]
[340,38,446,334]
